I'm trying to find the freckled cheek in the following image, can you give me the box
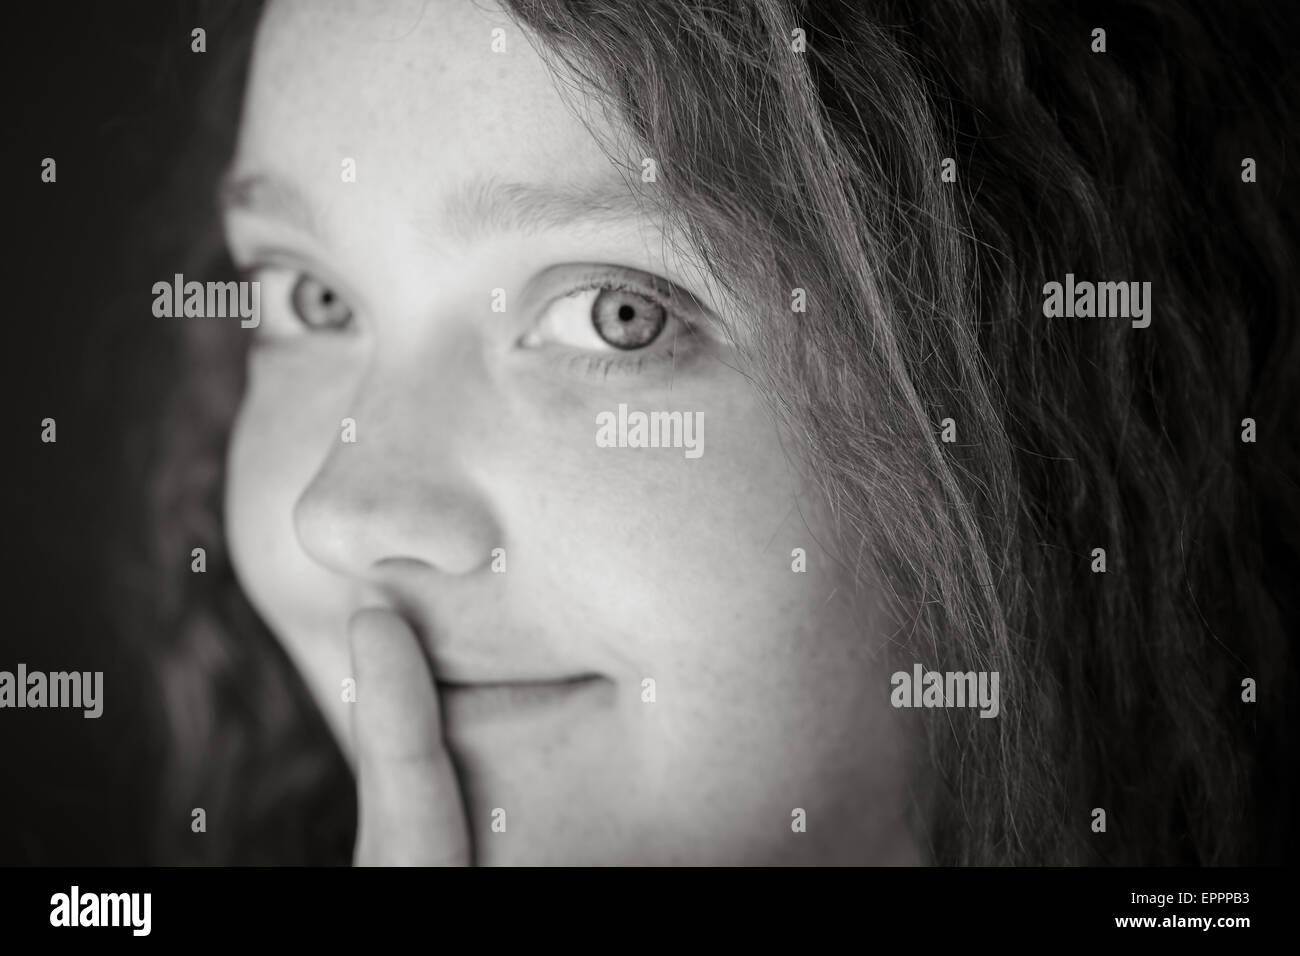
[516,405,815,670]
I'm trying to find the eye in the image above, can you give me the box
[527,270,687,355]
[289,273,353,330]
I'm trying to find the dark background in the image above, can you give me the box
[4,1,257,864]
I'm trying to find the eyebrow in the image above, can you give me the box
[217,170,651,249]
[218,172,322,238]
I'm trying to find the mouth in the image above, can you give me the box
[391,610,616,735]
[434,674,616,734]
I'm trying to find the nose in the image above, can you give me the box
[292,348,501,580]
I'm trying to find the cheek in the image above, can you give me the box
[226,344,366,577]
[224,353,371,752]
[226,358,331,590]
[498,364,863,711]
[225,395,302,589]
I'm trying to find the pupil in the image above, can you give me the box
[590,288,666,349]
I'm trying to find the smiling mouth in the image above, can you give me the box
[435,674,615,732]
[435,673,604,691]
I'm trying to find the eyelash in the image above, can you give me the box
[542,274,696,380]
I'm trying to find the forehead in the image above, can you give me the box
[236,0,625,205]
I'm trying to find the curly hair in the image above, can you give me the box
[141,0,1297,864]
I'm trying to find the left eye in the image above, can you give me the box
[531,282,673,353]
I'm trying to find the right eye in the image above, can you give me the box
[288,273,354,330]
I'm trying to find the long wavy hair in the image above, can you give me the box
[136,0,1297,864]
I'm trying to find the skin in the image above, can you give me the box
[222,0,921,865]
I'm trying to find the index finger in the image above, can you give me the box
[348,607,471,866]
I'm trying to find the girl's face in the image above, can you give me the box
[223,0,916,864]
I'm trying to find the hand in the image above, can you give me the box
[347,607,471,866]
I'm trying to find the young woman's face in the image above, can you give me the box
[223,0,916,864]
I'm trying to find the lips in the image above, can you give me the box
[388,610,615,733]
[436,670,603,688]
[436,674,615,733]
